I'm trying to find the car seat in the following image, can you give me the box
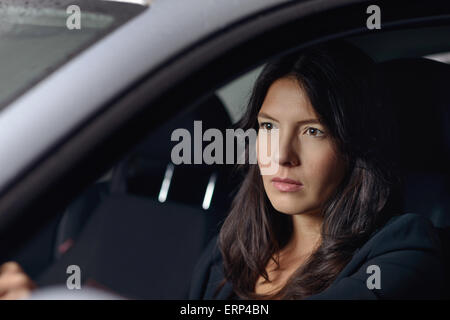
[35,94,241,299]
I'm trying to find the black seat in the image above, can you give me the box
[50,94,237,256]
[379,58,450,292]
[379,58,450,227]
[36,194,218,299]
[113,94,237,214]
[35,94,240,298]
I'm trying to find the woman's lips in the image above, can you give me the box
[271,177,303,192]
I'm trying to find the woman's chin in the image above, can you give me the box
[269,198,320,216]
[272,203,310,216]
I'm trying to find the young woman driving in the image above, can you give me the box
[189,42,446,300]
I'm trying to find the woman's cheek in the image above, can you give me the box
[303,142,343,196]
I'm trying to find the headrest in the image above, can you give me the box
[132,94,232,163]
[378,58,450,174]
[110,94,233,205]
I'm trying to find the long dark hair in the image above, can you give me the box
[217,41,401,299]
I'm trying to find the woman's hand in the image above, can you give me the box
[0,262,36,300]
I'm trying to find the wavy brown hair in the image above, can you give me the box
[217,41,402,299]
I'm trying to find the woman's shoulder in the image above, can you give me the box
[190,213,448,299]
[188,235,232,299]
[195,234,222,269]
[363,212,444,258]
[309,213,448,299]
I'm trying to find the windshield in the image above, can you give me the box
[0,0,147,109]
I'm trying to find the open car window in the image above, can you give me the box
[0,0,147,110]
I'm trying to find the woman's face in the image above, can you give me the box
[257,77,347,216]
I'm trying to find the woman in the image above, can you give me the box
[188,42,447,300]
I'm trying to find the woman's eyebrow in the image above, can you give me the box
[257,112,321,126]
[297,119,322,126]
[257,112,278,121]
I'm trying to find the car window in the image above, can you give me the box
[0,0,147,110]
[216,66,264,124]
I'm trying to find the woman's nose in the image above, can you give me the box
[274,134,300,167]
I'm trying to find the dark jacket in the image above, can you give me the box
[188,213,448,299]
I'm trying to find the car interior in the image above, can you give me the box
[4,24,450,299]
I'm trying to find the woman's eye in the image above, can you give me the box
[259,122,274,130]
[305,127,324,137]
